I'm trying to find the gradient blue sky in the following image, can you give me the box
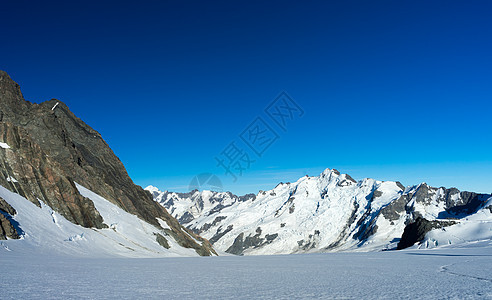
[1,1,491,194]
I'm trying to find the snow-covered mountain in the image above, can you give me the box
[3,69,490,258]
[0,183,207,257]
[0,70,215,257]
[147,168,492,255]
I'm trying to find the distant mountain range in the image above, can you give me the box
[1,70,491,258]
[147,168,492,255]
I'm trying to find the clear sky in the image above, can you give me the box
[1,1,491,195]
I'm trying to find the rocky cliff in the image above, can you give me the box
[0,71,215,256]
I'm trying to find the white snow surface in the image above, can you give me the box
[0,141,11,149]
[1,241,492,299]
[0,184,200,257]
[421,197,492,249]
[1,170,491,298]
[149,168,492,255]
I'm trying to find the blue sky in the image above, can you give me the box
[1,1,491,194]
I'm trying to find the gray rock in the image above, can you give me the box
[226,232,245,255]
[209,225,233,244]
[0,71,215,256]
[397,217,456,250]
[0,197,16,216]
[178,211,195,224]
[197,216,227,234]
[225,227,278,255]
[0,213,19,240]
[380,193,412,221]
[155,233,170,249]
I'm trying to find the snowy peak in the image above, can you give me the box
[145,185,160,194]
[149,169,492,255]
[145,186,255,225]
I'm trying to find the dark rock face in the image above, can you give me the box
[353,212,378,242]
[444,192,484,216]
[0,196,16,216]
[0,213,19,240]
[197,216,227,235]
[155,233,170,249]
[209,224,233,244]
[239,193,256,202]
[178,211,195,224]
[411,184,485,217]
[379,183,490,224]
[397,217,455,250]
[226,232,245,255]
[395,182,405,191]
[207,203,232,216]
[380,193,411,222]
[297,230,321,251]
[0,71,214,255]
[337,174,356,187]
[226,227,278,255]
[0,121,106,229]
[0,195,21,240]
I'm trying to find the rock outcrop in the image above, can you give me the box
[0,71,215,255]
[397,217,455,250]
[0,196,16,216]
[0,196,19,240]
[0,214,18,240]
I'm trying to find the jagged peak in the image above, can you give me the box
[0,70,13,80]
[0,70,19,87]
[0,71,26,115]
[144,185,160,193]
[321,168,341,177]
[395,181,406,191]
[0,72,217,256]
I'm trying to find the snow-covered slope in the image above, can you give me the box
[146,186,255,224]
[0,184,207,257]
[148,168,492,255]
[3,241,492,299]
[0,71,215,256]
[419,196,492,249]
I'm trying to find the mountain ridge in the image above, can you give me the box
[0,70,215,256]
[148,168,492,255]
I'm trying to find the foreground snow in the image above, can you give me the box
[1,241,491,299]
[0,184,199,257]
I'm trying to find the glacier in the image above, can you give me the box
[1,241,491,299]
[0,183,204,257]
[148,168,492,255]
